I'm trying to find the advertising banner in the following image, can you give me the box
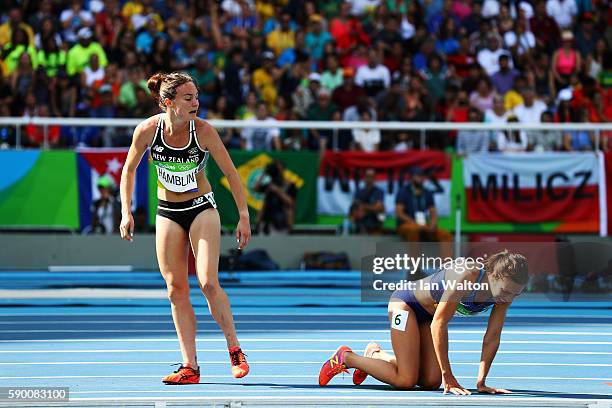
[0,151,79,229]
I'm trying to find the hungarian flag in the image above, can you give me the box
[77,148,148,231]
[317,151,452,217]
[464,153,606,233]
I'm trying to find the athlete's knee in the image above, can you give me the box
[418,376,442,390]
[166,283,190,304]
[200,280,222,297]
[392,374,418,390]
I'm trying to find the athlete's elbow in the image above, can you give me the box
[121,167,136,182]
[223,169,239,182]
[227,172,243,189]
[430,319,448,334]
[432,311,451,327]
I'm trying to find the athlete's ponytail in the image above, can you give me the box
[147,73,165,103]
[146,72,194,111]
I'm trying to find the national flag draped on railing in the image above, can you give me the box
[463,153,606,234]
[77,148,148,231]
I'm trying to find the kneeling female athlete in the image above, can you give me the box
[319,251,528,394]
[120,72,251,384]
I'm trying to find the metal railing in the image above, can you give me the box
[1,116,611,150]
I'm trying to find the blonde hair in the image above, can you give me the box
[484,250,529,285]
[146,72,195,111]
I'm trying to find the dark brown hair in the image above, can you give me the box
[485,250,529,285]
[146,72,195,110]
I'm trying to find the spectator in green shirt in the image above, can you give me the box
[118,66,148,110]
[2,28,37,74]
[37,36,66,77]
[66,27,107,77]
[320,54,344,91]
[189,52,217,108]
[306,87,339,150]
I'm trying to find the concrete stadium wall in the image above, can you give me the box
[0,234,401,270]
[2,234,609,272]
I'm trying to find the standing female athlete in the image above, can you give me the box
[319,251,528,395]
[119,72,250,384]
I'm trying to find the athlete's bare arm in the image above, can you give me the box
[196,119,251,249]
[431,267,481,395]
[477,302,512,394]
[119,116,157,241]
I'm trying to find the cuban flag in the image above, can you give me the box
[77,148,148,232]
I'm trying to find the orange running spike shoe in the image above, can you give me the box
[318,345,352,386]
[229,346,249,378]
[352,342,381,385]
[162,364,200,385]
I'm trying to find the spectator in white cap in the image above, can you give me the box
[554,87,573,125]
[552,31,581,92]
[292,71,322,118]
[305,87,340,150]
[66,26,108,77]
[557,88,573,104]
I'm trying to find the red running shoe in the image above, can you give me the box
[229,346,249,378]
[162,364,200,385]
[352,342,381,385]
[318,345,352,386]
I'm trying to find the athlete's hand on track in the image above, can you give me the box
[236,217,251,249]
[477,383,512,394]
[443,373,471,395]
[120,213,134,242]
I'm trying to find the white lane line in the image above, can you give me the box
[1,320,611,328]
[0,313,609,320]
[0,374,609,381]
[1,338,610,345]
[2,323,610,330]
[7,395,606,408]
[0,314,612,319]
[0,361,609,367]
[9,396,608,408]
[1,329,611,339]
[0,349,609,355]
[68,389,612,397]
[3,320,377,324]
[0,321,609,335]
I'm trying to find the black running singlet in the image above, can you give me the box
[149,117,209,193]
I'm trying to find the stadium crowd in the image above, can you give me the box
[0,0,610,151]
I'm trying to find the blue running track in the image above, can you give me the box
[0,270,610,407]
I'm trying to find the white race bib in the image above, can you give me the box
[155,162,199,193]
[391,310,409,331]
